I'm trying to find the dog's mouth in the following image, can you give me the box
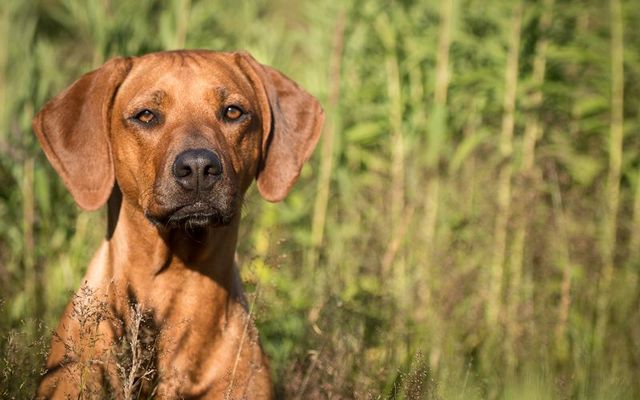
[145,202,234,230]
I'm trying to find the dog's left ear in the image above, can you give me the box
[33,57,132,211]
[236,52,325,202]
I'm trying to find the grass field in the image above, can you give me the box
[1,0,640,398]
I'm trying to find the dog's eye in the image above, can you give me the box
[135,109,156,124]
[223,105,244,121]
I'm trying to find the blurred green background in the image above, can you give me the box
[1,0,640,398]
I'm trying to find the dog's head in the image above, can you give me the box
[33,51,324,229]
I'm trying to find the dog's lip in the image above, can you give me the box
[145,202,233,229]
[172,201,214,216]
[171,212,222,229]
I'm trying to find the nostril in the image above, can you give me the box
[204,157,223,176]
[174,164,192,178]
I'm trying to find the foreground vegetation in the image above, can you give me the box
[1,0,640,398]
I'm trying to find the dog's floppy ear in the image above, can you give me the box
[237,52,324,202]
[33,57,132,211]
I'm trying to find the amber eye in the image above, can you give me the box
[135,109,156,124]
[223,105,244,121]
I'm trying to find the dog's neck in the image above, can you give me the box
[105,186,242,303]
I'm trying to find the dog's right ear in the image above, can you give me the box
[33,57,132,211]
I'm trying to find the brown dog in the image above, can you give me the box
[33,50,323,399]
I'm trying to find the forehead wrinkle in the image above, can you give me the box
[200,56,255,95]
[159,51,205,68]
[214,86,228,101]
[126,89,168,110]
[151,90,166,105]
[225,67,254,95]
[182,52,204,68]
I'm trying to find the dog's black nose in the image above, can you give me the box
[173,149,223,191]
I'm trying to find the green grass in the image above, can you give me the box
[2,0,640,398]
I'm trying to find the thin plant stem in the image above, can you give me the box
[487,1,523,331]
[506,0,554,375]
[594,0,624,358]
